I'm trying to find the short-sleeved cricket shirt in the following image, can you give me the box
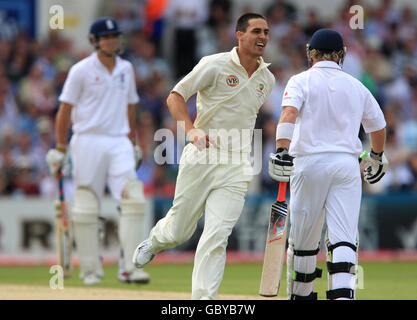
[281,60,386,157]
[59,52,139,136]
[173,47,275,153]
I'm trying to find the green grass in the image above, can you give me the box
[0,261,416,299]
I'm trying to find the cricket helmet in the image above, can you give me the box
[89,17,121,39]
[307,28,344,52]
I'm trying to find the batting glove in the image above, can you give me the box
[268,148,294,182]
[45,149,66,176]
[363,150,389,184]
[134,145,142,169]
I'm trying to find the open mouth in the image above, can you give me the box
[256,43,265,48]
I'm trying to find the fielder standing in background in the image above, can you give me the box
[133,13,275,300]
[46,17,149,285]
[268,29,388,300]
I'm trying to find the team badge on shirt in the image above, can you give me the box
[114,73,125,90]
[256,83,265,96]
[226,75,239,87]
[257,83,265,94]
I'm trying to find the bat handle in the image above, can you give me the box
[277,181,287,202]
[358,150,369,164]
[57,169,67,228]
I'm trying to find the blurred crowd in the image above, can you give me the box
[1,0,417,199]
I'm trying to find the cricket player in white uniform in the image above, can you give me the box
[46,17,149,285]
[133,13,275,300]
[268,29,388,299]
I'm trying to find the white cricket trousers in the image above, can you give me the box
[70,134,137,200]
[289,152,361,297]
[149,143,252,300]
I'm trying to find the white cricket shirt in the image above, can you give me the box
[172,47,275,153]
[59,52,139,136]
[282,60,386,157]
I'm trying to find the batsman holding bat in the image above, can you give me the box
[133,13,275,300]
[46,17,149,285]
[268,29,388,300]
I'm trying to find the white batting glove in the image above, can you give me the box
[134,145,142,169]
[268,148,294,182]
[363,150,389,184]
[45,149,66,176]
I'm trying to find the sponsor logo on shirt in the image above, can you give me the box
[92,75,104,85]
[226,75,239,87]
[283,91,291,100]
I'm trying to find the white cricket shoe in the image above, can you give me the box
[132,239,156,268]
[83,273,101,285]
[118,269,150,284]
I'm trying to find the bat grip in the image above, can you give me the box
[57,170,64,202]
[277,181,287,202]
[57,169,67,228]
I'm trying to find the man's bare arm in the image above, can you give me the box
[127,103,137,145]
[166,91,217,150]
[369,128,386,153]
[166,92,195,136]
[56,102,73,152]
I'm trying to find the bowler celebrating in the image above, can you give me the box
[133,13,275,300]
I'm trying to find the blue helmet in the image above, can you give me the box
[308,28,344,51]
[89,17,121,39]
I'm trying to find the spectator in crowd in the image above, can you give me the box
[207,0,233,29]
[164,0,208,78]
[266,3,291,42]
[11,156,39,196]
[12,130,44,179]
[303,9,323,37]
[408,153,417,191]
[398,78,417,151]
[264,64,288,121]
[0,77,19,133]
[0,132,15,195]
[18,63,56,115]
[259,113,278,193]
[0,169,12,194]
[384,64,416,121]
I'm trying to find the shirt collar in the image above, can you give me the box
[312,60,342,70]
[92,51,120,73]
[230,47,270,70]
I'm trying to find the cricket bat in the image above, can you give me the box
[55,169,73,278]
[259,181,289,297]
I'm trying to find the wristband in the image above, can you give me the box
[370,149,384,161]
[276,122,295,141]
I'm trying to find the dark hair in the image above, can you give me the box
[236,13,267,33]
